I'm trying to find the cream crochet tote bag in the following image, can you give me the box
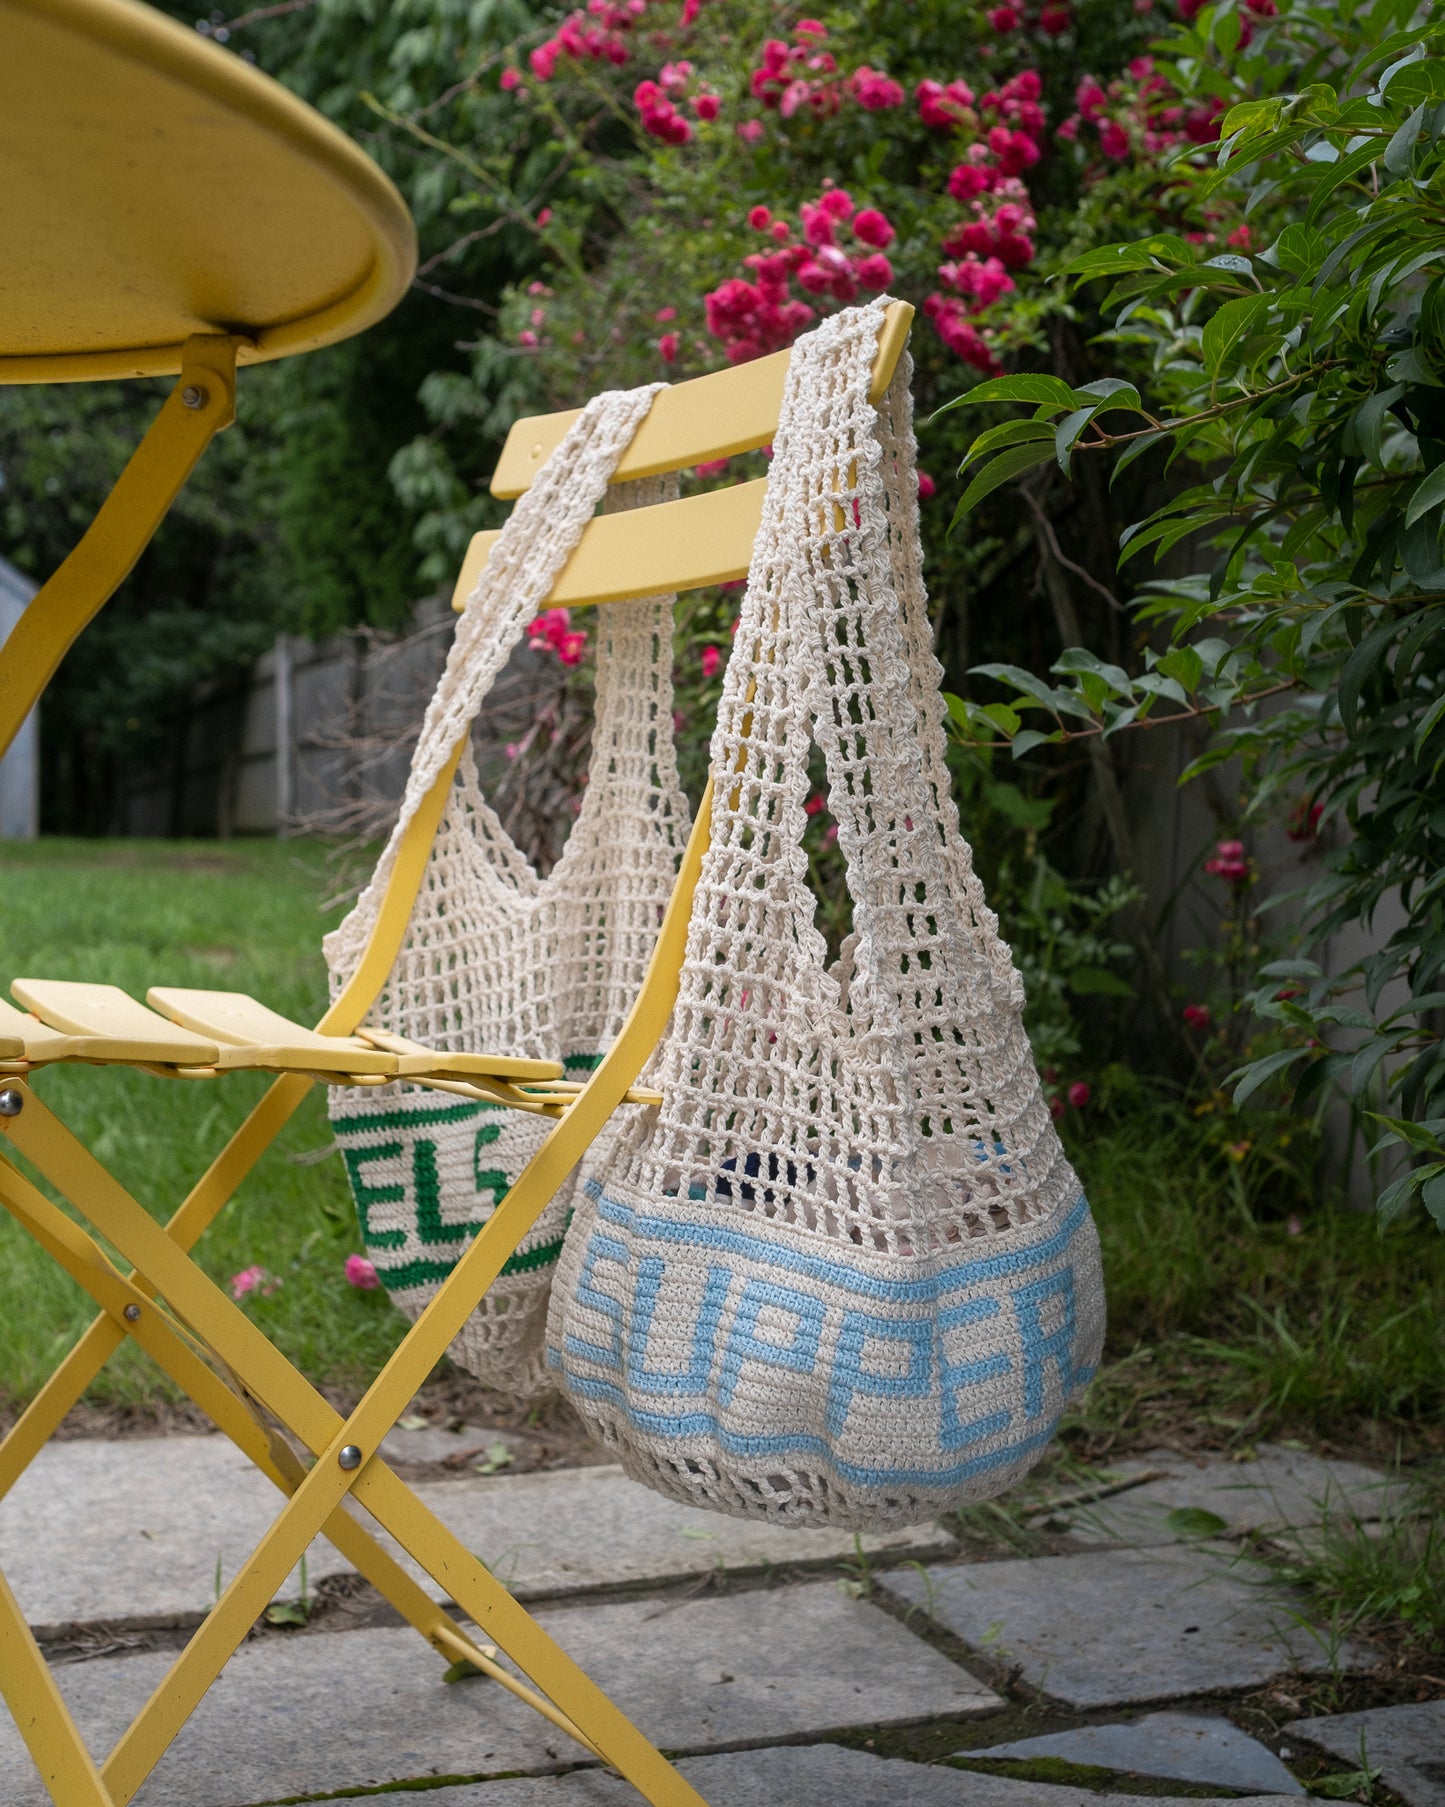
[547,301,1105,1526]
[324,384,690,1398]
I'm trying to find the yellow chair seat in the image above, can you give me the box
[4,980,565,1085]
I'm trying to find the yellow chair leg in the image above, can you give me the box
[0,1562,112,1807]
[0,1154,601,1762]
[0,334,240,764]
[0,1072,311,1503]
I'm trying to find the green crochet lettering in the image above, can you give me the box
[342,1142,406,1250]
[378,1231,569,1292]
[473,1121,509,1206]
[334,1099,499,1137]
[564,1052,602,1072]
[413,1138,470,1246]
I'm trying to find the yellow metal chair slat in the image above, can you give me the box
[0,243,913,1804]
[7,983,221,1062]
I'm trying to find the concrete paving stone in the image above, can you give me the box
[361,1742,1310,1805]
[1284,1701,1445,1807]
[378,1420,527,1467]
[0,1580,999,1805]
[1052,1446,1403,1551]
[885,1546,1374,1708]
[0,1436,952,1632]
[963,1710,1305,1794]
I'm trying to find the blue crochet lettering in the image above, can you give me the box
[627,1257,731,1396]
[936,1297,1012,1451]
[1012,1267,1077,1418]
[564,1235,630,1370]
[826,1310,934,1437]
[718,1278,825,1407]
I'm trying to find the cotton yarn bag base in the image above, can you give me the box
[547,301,1105,1529]
[325,384,689,1401]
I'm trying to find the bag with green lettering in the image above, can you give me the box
[323,390,688,1396]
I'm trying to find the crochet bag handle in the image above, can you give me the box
[328,382,664,984]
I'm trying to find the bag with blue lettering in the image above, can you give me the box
[547,301,1105,1527]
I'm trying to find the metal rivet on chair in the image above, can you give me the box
[0,1089,23,1117]
[181,384,208,409]
[123,1303,141,1322]
[338,1444,363,1470]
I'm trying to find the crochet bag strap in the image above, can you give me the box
[325,381,665,988]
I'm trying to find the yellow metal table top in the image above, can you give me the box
[0,0,417,383]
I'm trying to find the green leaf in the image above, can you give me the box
[1337,620,1397,735]
[1314,1770,1383,1800]
[1352,384,1404,469]
[1010,728,1058,759]
[1304,139,1382,226]
[1201,294,1269,379]
[1405,462,1445,529]
[978,701,1021,736]
[963,419,1058,464]
[1157,646,1204,692]
[443,1658,490,1684]
[1165,1507,1230,1540]
[952,374,1080,411]
[1055,405,1099,475]
[1384,102,1426,176]
[1067,966,1135,998]
[950,444,1053,524]
[1364,1111,1445,1156]
[1231,1046,1310,1106]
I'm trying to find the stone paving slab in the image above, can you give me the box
[1054,1446,1401,1551]
[963,1710,1305,1794]
[0,1581,998,1805]
[0,1437,951,1631]
[885,1546,1374,1708]
[372,1742,1308,1805]
[1285,1701,1445,1807]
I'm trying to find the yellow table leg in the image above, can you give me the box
[0,333,240,763]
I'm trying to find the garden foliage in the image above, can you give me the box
[950,0,1445,1223]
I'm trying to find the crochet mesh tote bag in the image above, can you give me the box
[324,385,689,1397]
[547,301,1105,1526]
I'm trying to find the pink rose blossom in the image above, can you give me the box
[747,204,772,229]
[852,207,895,247]
[345,1254,381,1290]
[500,66,521,90]
[917,471,937,501]
[229,1265,278,1300]
[658,331,680,362]
[654,305,677,321]
[847,65,905,110]
[1067,1081,1091,1110]
[700,644,721,679]
[1182,1004,1211,1031]
[695,457,729,478]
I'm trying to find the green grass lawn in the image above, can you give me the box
[0,836,407,1412]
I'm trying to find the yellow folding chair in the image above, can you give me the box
[0,278,916,1799]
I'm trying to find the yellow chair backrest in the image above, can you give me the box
[449,300,914,614]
